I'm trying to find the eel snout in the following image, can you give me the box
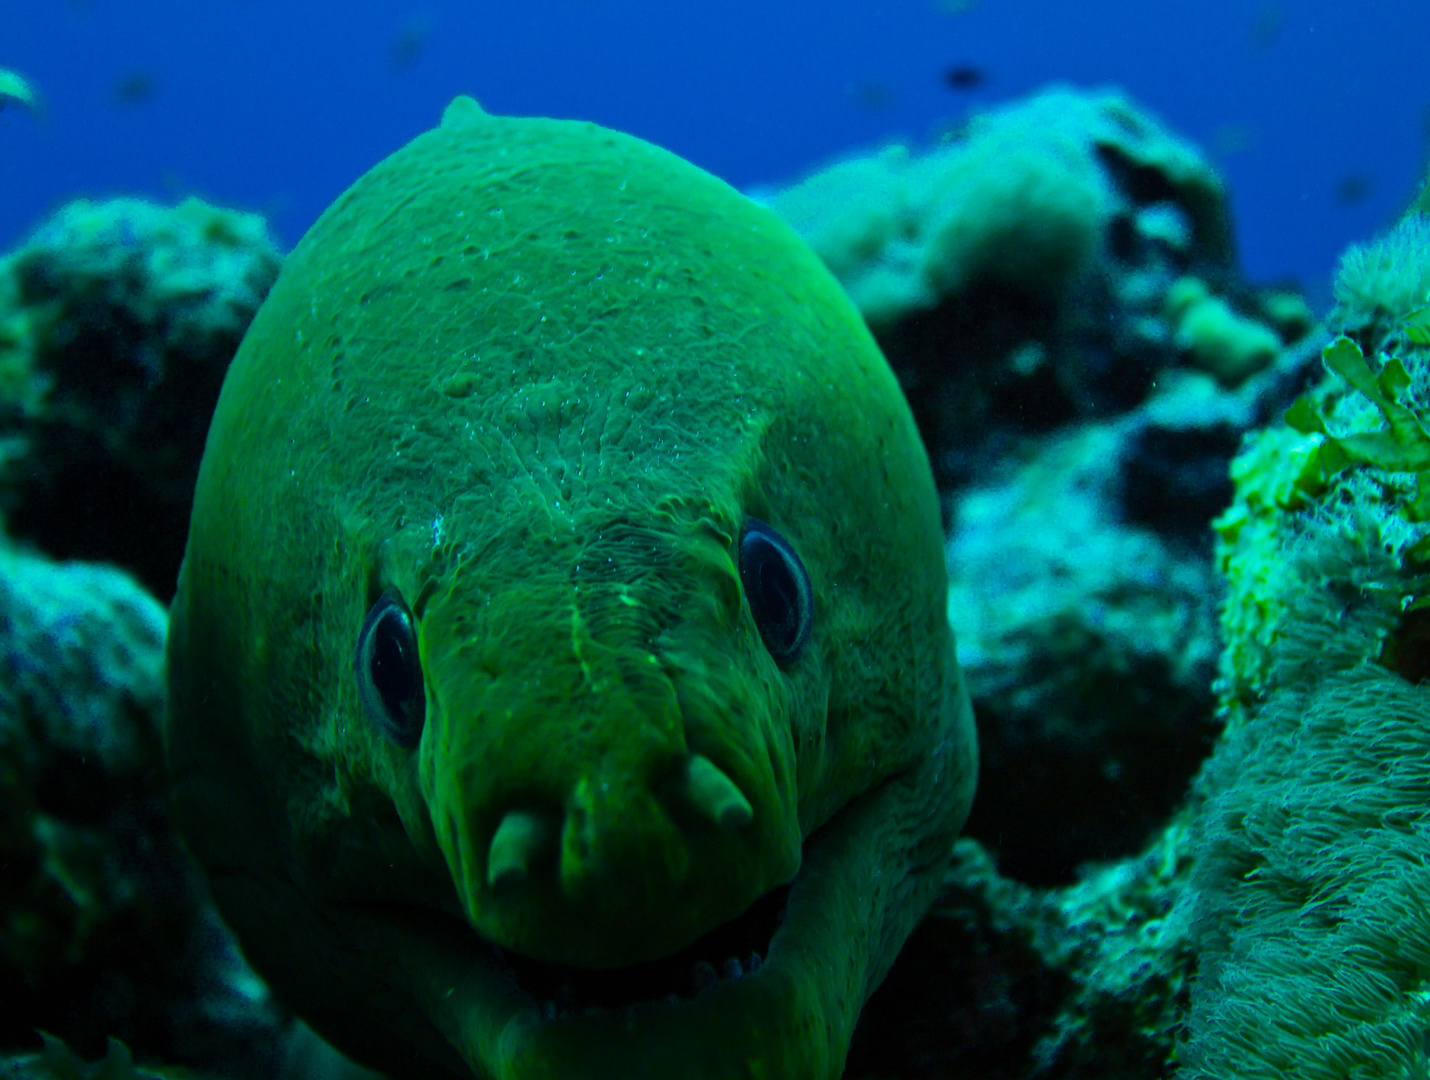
[485,754,752,888]
[418,614,802,969]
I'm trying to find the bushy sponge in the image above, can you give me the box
[1187,655,1430,1080]
[1191,201,1430,1078]
[1332,212,1430,338]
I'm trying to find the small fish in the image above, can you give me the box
[390,15,431,70]
[942,64,987,91]
[113,71,156,106]
[1335,174,1373,206]
[1249,3,1285,50]
[0,68,40,112]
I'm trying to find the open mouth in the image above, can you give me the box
[491,883,791,1020]
[341,788,904,1079]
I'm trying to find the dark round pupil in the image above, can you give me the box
[371,612,416,717]
[757,554,798,641]
[738,518,812,664]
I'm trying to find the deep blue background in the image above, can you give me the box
[2,0,1426,306]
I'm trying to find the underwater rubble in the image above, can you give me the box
[5,81,1424,1078]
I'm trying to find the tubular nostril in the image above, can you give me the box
[678,754,753,831]
[487,809,554,889]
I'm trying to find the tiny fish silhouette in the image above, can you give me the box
[943,65,987,90]
[113,71,156,105]
[1335,174,1372,206]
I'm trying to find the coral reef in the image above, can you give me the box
[0,536,385,1079]
[769,86,1329,892]
[750,84,1337,1080]
[765,85,1308,490]
[0,198,282,599]
[943,332,1329,889]
[1162,276,1282,384]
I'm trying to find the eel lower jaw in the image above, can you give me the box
[489,842,842,1080]
[492,880,791,1020]
[392,813,856,1080]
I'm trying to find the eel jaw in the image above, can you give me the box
[365,740,965,1080]
[389,764,936,1080]
[380,844,834,1080]
[491,881,793,1019]
[486,824,848,1080]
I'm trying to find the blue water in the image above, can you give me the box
[2,0,1425,306]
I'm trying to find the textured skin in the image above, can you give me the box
[164,97,977,1080]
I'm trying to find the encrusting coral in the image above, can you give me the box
[1184,204,1430,1078]
[764,85,1306,489]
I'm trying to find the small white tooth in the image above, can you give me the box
[721,957,743,980]
[691,960,719,995]
[744,951,763,974]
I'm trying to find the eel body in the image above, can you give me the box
[164,97,977,1080]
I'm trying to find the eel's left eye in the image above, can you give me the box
[355,590,425,748]
[739,518,813,665]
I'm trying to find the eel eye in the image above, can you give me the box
[739,518,813,665]
[355,589,425,748]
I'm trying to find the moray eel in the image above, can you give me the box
[164,97,977,1080]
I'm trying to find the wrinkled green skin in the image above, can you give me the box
[165,97,977,1080]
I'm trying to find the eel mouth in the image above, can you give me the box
[492,883,791,1019]
[358,792,888,1078]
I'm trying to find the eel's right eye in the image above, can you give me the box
[355,590,425,748]
[739,518,813,666]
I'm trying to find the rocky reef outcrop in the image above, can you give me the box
[0,197,281,600]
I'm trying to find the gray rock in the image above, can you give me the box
[0,198,282,599]
[0,545,285,1074]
